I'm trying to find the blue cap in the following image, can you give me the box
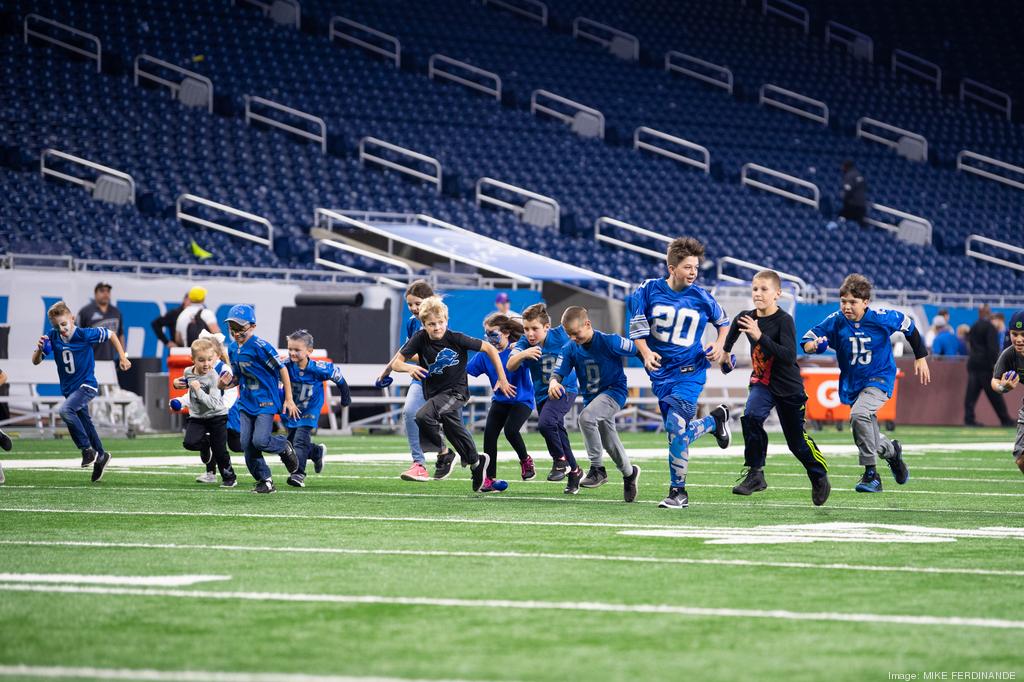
[226,304,256,325]
[1010,310,1024,332]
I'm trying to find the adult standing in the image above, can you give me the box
[965,305,1013,427]
[77,281,124,361]
[494,293,522,322]
[839,160,867,225]
[151,292,189,349]
[175,286,221,347]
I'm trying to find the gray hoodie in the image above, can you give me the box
[183,366,228,419]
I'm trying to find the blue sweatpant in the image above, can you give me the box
[60,385,104,454]
[239,412,290,482]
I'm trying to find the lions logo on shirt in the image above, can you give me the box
[429,348,460,375]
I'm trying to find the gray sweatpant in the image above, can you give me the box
[850,387,897,466]
[578,392,632,476]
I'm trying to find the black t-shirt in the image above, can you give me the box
[993,347,1024,408]
[723,308,804,398]
[399,329,484,399]
[77,301,123,361]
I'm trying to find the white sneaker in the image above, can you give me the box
[195,471,218,484]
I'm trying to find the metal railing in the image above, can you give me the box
[572,17,639,61]
[664,51,733,93]
[965,235,1024,273]
[856,117,928,159]
[428,54,501,100]
[176,194,274,247]
[329,16,400,67]
[892,49,941,91]
[762,0,809,34]
[759,84,828,125]
[24,14,101,72]
[358,137,443,194]
[40,149,136,205]
[134,54,214,113]
[482,0,548,26]
[475,177,560,229]
[740,163,820,209]
[313,238,410,288]
[594,217,672,260]
[960,79,1012,121]
[233,0,300,28]
[244,96,326,154]
[824,21,873,62]
[865,204,933,245]
[531,89,605,139]
[956,151,1024,192]
[716,256,809,298]
[633,127,710,174]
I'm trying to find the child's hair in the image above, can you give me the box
[47,300,73,321]
[287,329,315,348]
[753,270,782,291]
[839,273,872,300]
[484,313,525,343]
[992,312,1005,323]
[561,306,589,327]
[522,303,551,325]
[405,280,434,300]
[666,237,705,267]
[418,296,448,321]
[190,337,219,359]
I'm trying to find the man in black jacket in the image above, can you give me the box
[839,160,867,225]
[150,293,189,349]
[965,305,1014,426]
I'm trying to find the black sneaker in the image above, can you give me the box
[0,429,12,452]
[732,467,767,495]
[855,470,883,493]
[313,443,326,474]
[659,486,689,509]
[434,450,457,480]
[280,440,299,474]
[471,453,491,492]
[811,474,831,506]
[710,404,731,449]
[253,479,276,494]
[564,467,582,495]
[199,446,212,465]
[885,440,909,485]
[80,447,97,468]
[220,476,238,489]
[90,451,110,483]
[287,472,306,488]
[580,465,608,488]
[623,465,641,503]
[547,458,568,482]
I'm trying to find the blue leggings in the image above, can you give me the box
[660,395,715,488]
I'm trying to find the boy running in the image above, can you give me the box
[992,310,1024,476]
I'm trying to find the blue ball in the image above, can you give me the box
[490,479,509,492]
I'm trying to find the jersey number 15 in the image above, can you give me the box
[849,337,873,365]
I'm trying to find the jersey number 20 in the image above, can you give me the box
[650,306,699,347]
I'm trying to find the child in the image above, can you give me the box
[281,329,352,488]
[173,337,237,487]
[376,280,436,482]
[802,274,930,492]
[549,306,642,502]
[508,303,583,491]
[218,304,300,494]
[722,270,831,505]
[991,310,1024,476]
[390,296,515,492]
[31,300,131,482]
[467,313,534,486]
[628,237,731,510]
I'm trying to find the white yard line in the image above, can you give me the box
[0,665,480,682]
[0,573,229,586]
[0,583,1021,630]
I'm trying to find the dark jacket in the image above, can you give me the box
[966,318,1000,371]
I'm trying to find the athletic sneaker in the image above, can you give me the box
[287,472,306,488]
[884,440,909,485]
[811,474,831,506]
[400,462,431,482]
[434,450,457,480]
[312,443,326,474]
[195,471,218,484]
[732,467,767,495]
[547,457,568,482]
[520,456,536,481]
[855,471,883,493]
[564,467,582,495]
[0,428,12,451]
[659,486,689,509]
[623,465,641,503]
[80,447,96,468]
[580,465,608,488]
[481,478,509,493]
[220,476,238,488]
[710,404,731,449]
[90,451,110,483]
[471,454,491,492]
[253,479,276,494]
[280,440,299,474]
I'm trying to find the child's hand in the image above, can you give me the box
[283,399,300,420]
[188,380,202,391]
[737,315,762,341]
[720,354,737,374]
[374,375,394,389]
[408,365,428,381]
[704,344,725,364]
[173,377,187,390]
[217,374,235,390]
[804,337,828,354]
[119,357,132,371]
[520,346,543,361]
[914,357,931,385]
[1000,371,1020,393]
[642,350,662,372]
[548,380,565,401]
[496,379,516,398]
[36,336,50,354]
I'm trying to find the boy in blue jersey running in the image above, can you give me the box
[218,304,300,494]
[628,237,732,510]
[549,306,642,502]
[803,274,931,492]
[31,300,131,482]
[281,329,351,488]
[508,303,584,492]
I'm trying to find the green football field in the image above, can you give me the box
[0,426,1022,682]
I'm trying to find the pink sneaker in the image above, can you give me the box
[520,456,536,481]
[481,478,509,493]
[400,462,431,482]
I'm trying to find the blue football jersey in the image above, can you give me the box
[282,358,346,428]
[628,278,728,401]
[512,326,579,405]
[229,335,284,415]
[552,330,635,407]
[804,307,915,404]
[467,346,535,407]
[45,326,109,397]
